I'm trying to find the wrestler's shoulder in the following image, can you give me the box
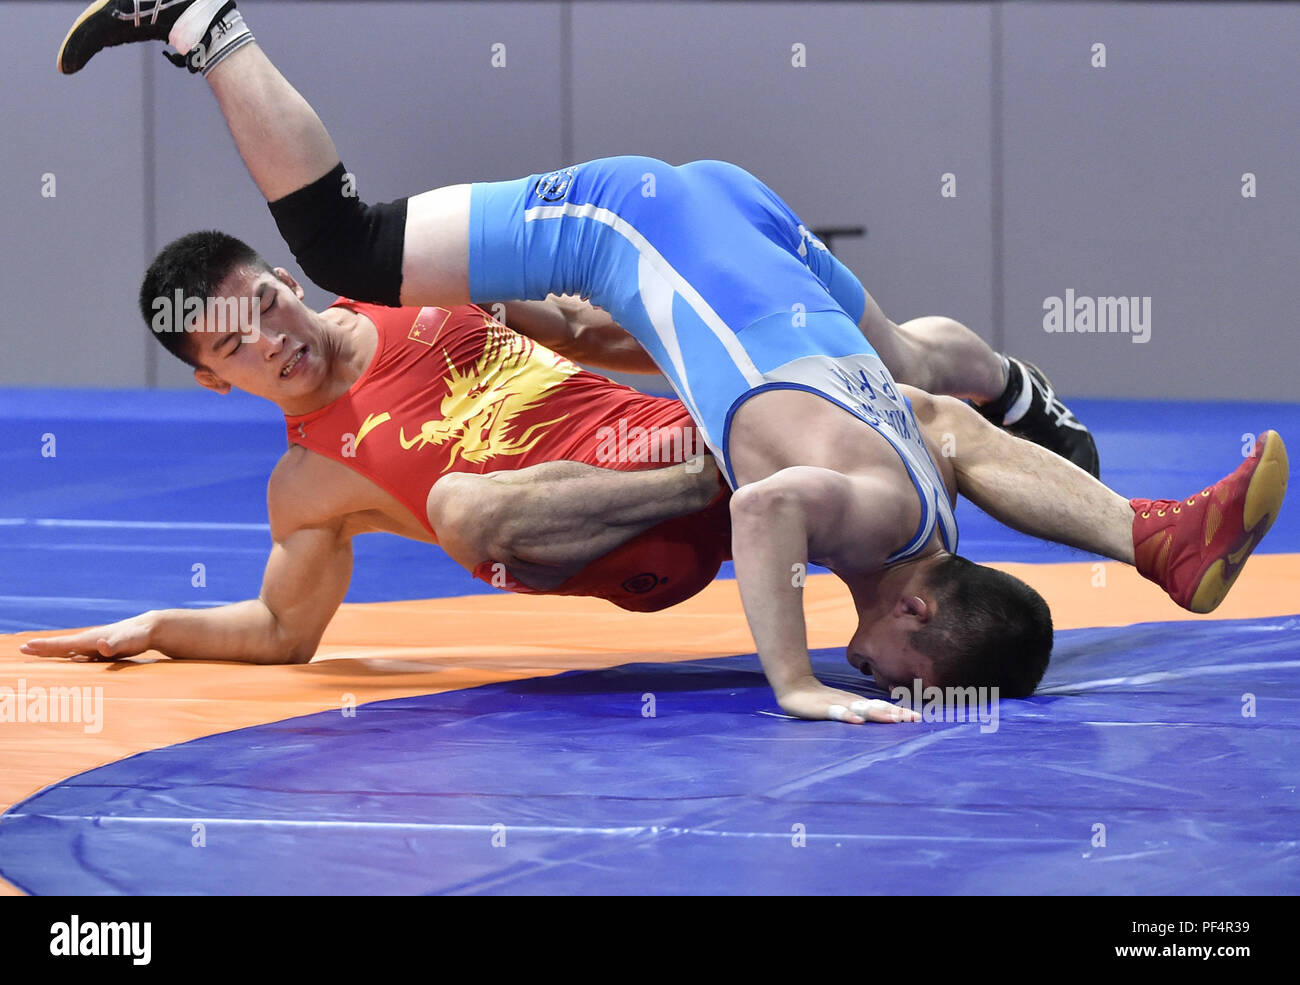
[266,445,367,533]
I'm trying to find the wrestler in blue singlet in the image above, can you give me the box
[468,156,957,562]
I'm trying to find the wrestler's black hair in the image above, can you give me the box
[138,230,274,369]
[911,553,1053,697]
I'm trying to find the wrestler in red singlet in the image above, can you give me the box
[283,300,732,612]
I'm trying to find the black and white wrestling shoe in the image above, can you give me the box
[977,355,1101,478]
[57,0,251,76]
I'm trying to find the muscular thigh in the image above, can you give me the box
[399,183,474,307]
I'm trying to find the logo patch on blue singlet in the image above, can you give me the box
[534,168,577,203]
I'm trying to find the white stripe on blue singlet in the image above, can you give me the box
[634,253,707,435]
[522,201,766,389]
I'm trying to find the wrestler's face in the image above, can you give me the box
[190,265,323,404]
[844,569,939,693]
[846,614,935,694]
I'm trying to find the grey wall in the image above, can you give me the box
[1001,2,1300,399]
[2,1,1297,400]
[0,2,149,386]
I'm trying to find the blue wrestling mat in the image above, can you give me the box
[2,616,1297,895]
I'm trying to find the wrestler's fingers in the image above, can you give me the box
[826,703,867,725]
[22,625,141,661]
[850,698,922,724]
[22,630,102,657]
[828,699,920,724]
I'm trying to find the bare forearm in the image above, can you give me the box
[571,330,661,374]
[148,600,305,664]
[729,487,815,695]
[500,298,660,374]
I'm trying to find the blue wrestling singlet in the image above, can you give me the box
[468,156,957,560]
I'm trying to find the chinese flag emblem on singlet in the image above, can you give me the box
[407,306,451,346]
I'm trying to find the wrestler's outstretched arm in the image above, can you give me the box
[22,454,719,661]
[21,466,354,664]
[728,468,922,725]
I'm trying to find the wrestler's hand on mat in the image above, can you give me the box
[776,676,920,724]
[20,614,156,661]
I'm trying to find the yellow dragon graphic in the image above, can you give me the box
[400,318,579,471]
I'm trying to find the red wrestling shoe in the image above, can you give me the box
[1131,430,1288,613]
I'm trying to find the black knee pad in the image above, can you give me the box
[267,162,407,305]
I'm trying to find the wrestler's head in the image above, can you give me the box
[139,231,328,408]
[845,552,1052,698]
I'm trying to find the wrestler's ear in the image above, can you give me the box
[273,266,306,301]
[895,594,932,625]
[194,367,232,395]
